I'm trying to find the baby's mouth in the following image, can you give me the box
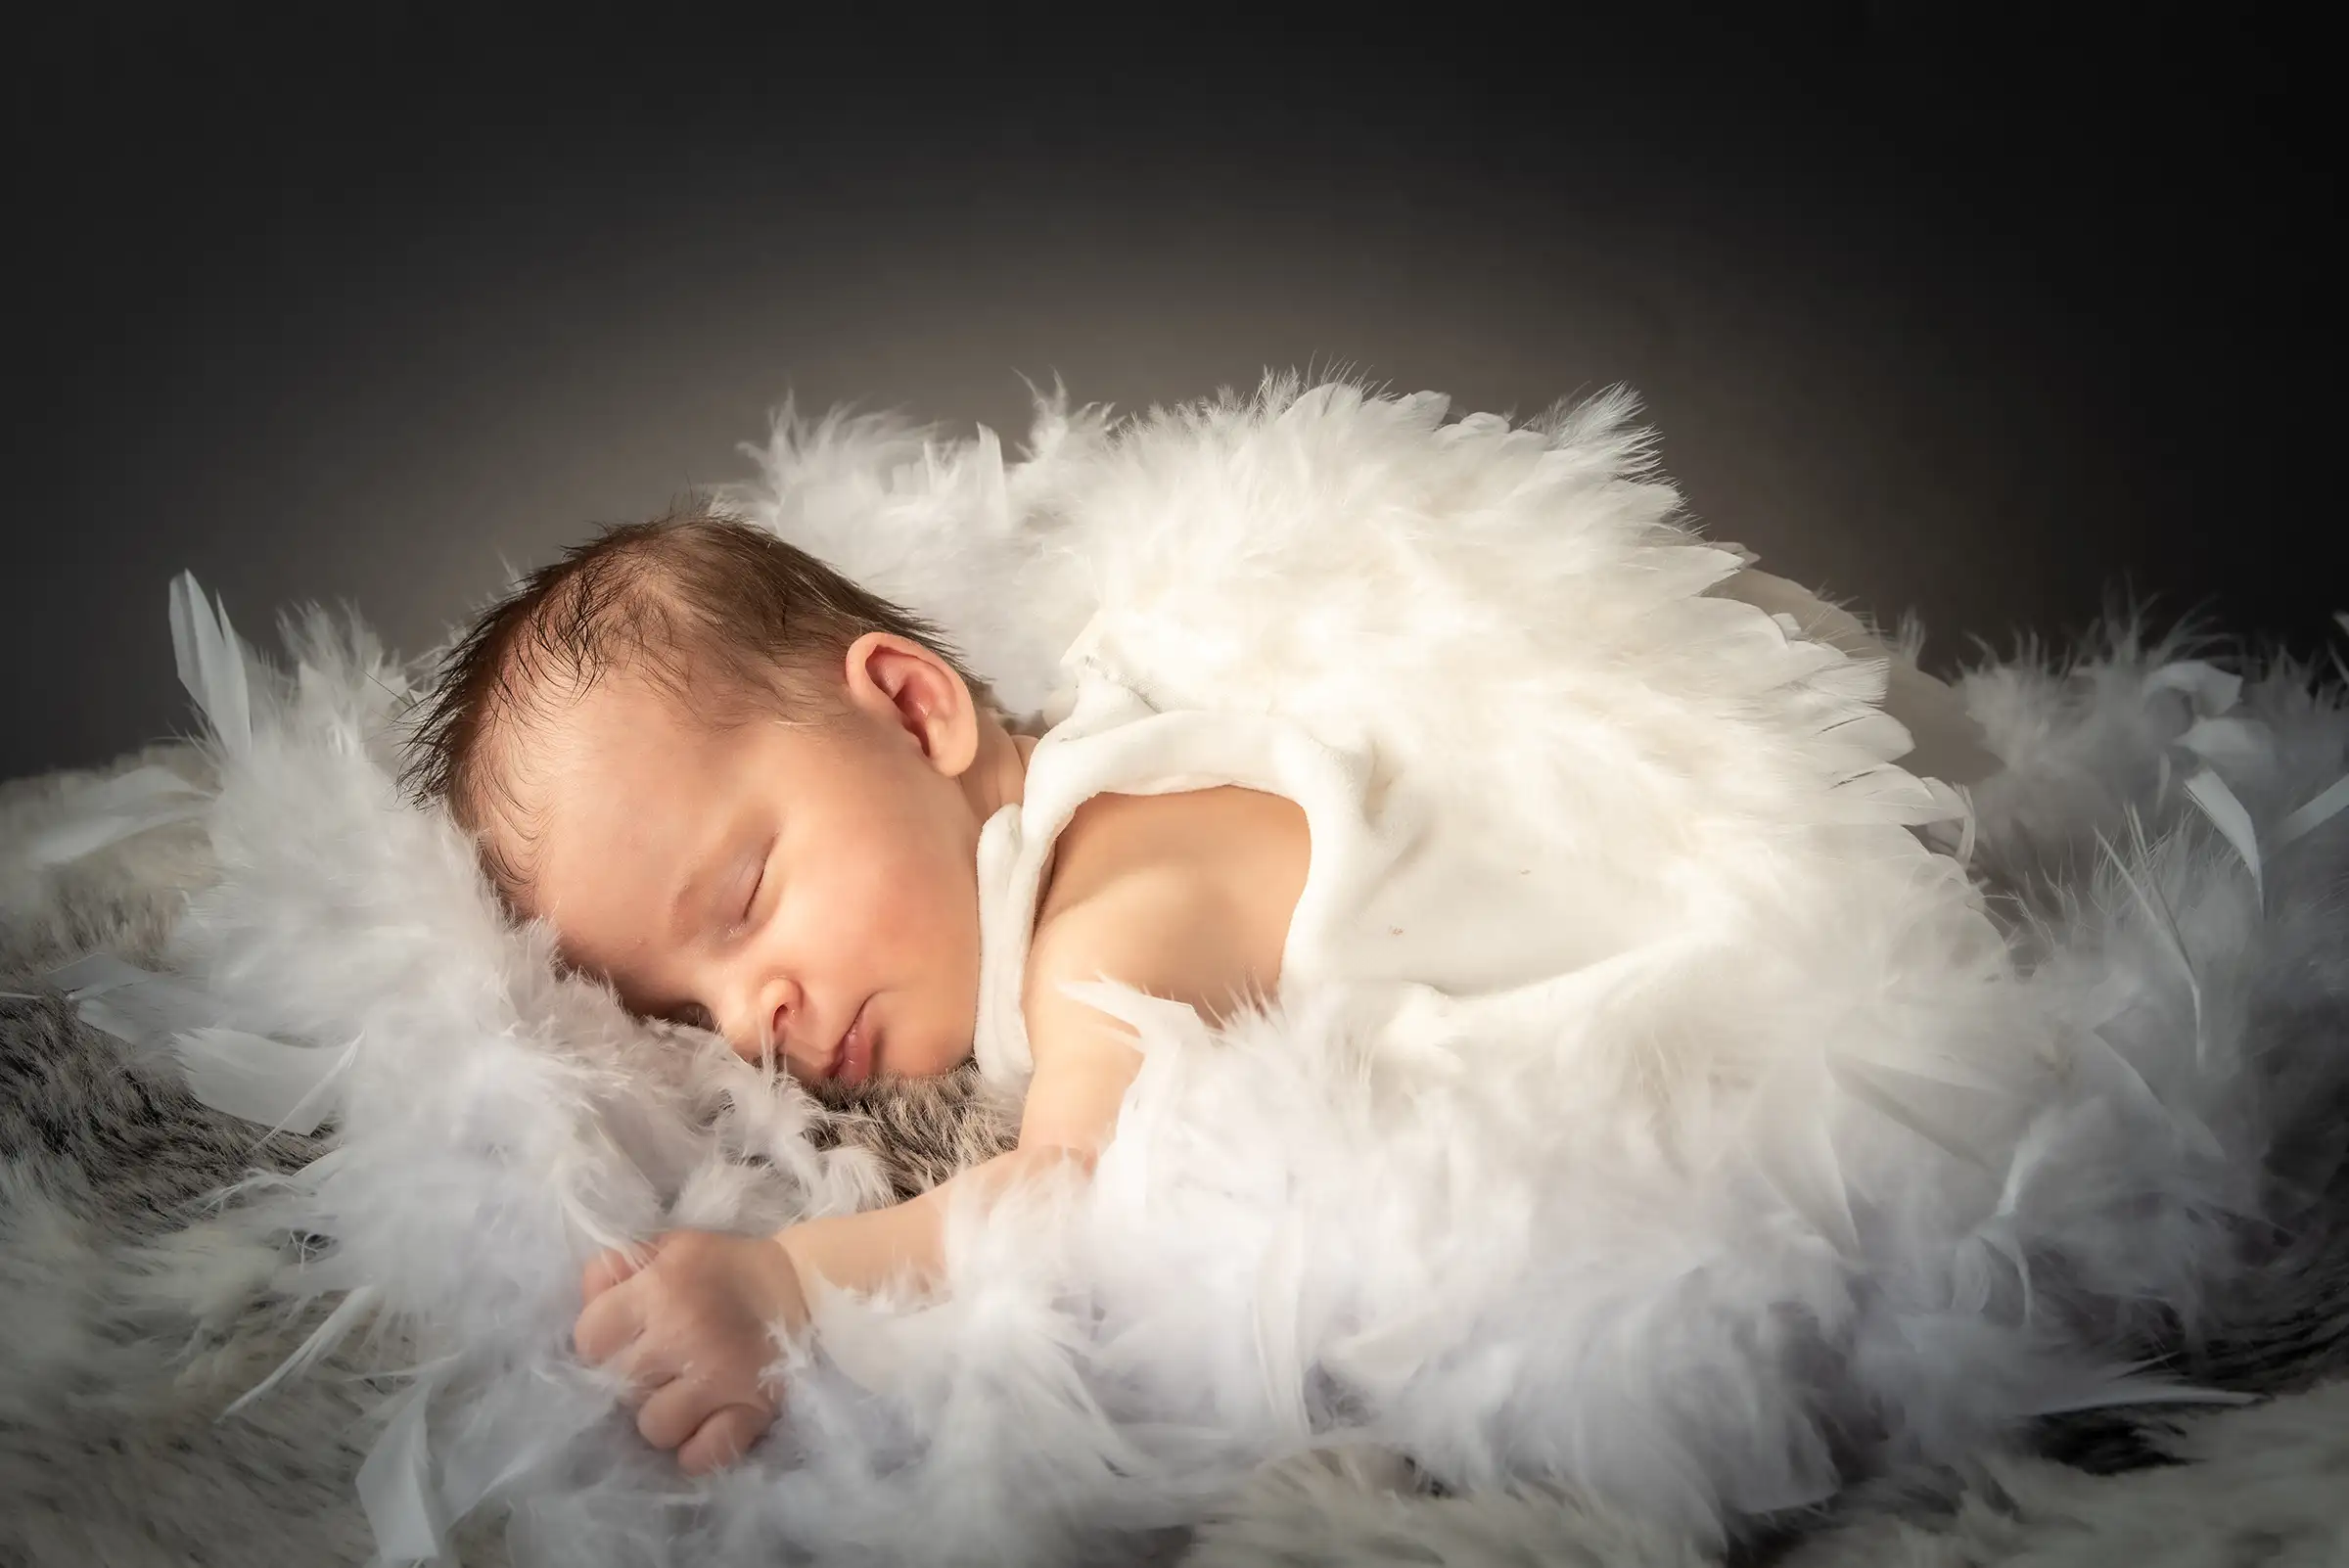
[828,998,876,1087]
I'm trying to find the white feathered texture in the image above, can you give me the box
[64,374,2348,1566]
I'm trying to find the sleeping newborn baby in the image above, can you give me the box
[401,506,2002,1477]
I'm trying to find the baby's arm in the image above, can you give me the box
[774,868,1250,1300]
[574,973,1150,1479]
[576,835,1272,1473]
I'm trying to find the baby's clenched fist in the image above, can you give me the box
[574,1229,811,1475]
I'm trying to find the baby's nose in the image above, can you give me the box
[727,983,805,1069]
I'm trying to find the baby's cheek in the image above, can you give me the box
[854,847,971,978]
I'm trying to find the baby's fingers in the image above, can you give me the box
[573,1278,645,1366]
[677,1403,774,1477]
[637,1376,719,1453]
[580,1234,671,1303]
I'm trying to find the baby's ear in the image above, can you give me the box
[845,633,980,775]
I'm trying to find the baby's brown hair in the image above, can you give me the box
[399,504,996,899]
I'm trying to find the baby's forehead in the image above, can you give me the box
[515,657,819,815]
[511,651,695,744]
[469,667,666,836]
[531,680,695,794]
[474,687,694,906]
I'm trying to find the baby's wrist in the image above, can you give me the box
[765,1228,816,1316]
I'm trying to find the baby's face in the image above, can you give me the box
[501,644,993,1085]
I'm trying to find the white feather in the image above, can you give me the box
[47,949,167,999]
[2182,765,2264,912]
[21,762,207,869]
[225,1284,385,1415]
[356,1372,449,1565]
[2096,807,2209,1070]
[171,1027,353,1136]
[2274,770,2349,848]
[168,571,254,755]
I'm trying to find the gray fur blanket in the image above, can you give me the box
[4,741,2347,1566]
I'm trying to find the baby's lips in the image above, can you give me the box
[825,1000,872,1084]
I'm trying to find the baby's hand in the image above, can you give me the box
[574,1230,809,1475]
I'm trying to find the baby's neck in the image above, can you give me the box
[965,716,1038,823]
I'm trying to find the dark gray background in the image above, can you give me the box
[6,9,2335,782]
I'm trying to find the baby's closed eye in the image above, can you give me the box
[730,865,764,933]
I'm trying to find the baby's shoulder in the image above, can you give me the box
[1026,785,1308,1030]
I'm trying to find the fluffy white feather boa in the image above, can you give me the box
[52,375,2349,1565]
